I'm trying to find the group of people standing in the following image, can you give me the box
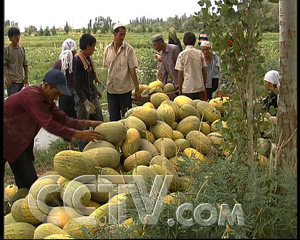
[4,25,279,189]
[151,29,222,102]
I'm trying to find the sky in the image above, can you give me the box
[4,0,201,32]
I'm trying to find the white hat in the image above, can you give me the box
[264,70,280,86]
[113,23,126,31]
[200,40,212,48]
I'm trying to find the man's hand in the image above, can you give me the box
[5,78,12,87]
[84,120,103,129]
[73,130,102,141]
[84,100,96,114]
[134,87,141,99]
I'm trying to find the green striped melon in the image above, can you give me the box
[132,165,157,182]
[63,216,102,239]
[143,102,156,108]
[97,167,125,185]
[29,177,61,206]
[172,130,184,140]
[150,92,170,108]
[179,104,200,120]
[161,100,180,122]
[174,139,190,152]
[163,83,175,93]
[4,213,17,225]
[123,150,152,171]
[79,200,101,216]
[121,128,141,157]
[11,195,49,225]
[121,115,147,138]
[54,150,99,180]
[83,140,116,152]
[173,95,194,108]
[149,80,164,89]
[82,147,120,170]
[88,178,115,204]
[60,180,91,209]
[89,202,120,223]
[34,223,68,239]
[210,119,227,132]
[157,103,175,126]
[196,100,222,123]
[150,121,174,139]
[5,222,36,239]
[139,138,159,157]
[149,155,178,177]
[132,106,158,126]
[94,121,127,144]
[176,116,200,136]
[153,138,177,158]
[207,132,225,148]
[200,121,211,135]
[186,130,212,155]
[44,234,74,239]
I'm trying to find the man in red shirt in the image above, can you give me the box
[4,69,103,188]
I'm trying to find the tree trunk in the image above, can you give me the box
[276,0,297,173]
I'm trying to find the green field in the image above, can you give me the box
[4,31,279,94]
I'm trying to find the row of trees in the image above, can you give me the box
[4,1,279,37]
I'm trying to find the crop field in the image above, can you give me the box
[4,31,279,96]
[4,30,297,239]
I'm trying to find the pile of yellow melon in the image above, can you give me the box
[5,93,231,239]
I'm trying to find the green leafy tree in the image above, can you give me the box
[38,26,44,36]
[24,25,37,35]
[196,0,272,178]
[64,21,71,34]
[50,26,56,36]
[44,26,51,36]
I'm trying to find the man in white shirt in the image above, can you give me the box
[103,23,141,121]
[175,32,207,100]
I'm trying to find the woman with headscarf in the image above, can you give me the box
[53,38,77,119]
[53,39,77,149]
[263,70,280,115]
[168,27,183,52]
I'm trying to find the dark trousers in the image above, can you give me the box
[8,147,38,189]
[75,95,104,151]
[59,92,77,119]
[183,91,205,101]
[6,82,24,96]
[107,91,132,121]
[206,78,219,101]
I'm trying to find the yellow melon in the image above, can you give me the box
[150,92,170,108]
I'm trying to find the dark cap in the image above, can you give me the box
[43,69,71,96]
[151,34,163,42]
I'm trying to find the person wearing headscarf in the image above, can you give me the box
[200,40,221,100]
[53,38,77,119]
[263,70,280,115]
[168,27,183,52]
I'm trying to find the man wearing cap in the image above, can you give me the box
[4,69,103,189]
[103,23,141,121]
[200,40,221,100]
[175,32,207,100]
[151,33,181,88]
[263,70,280,115]
[198,32,209,46]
